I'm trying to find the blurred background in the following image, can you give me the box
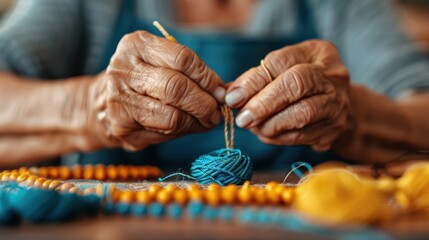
[1,0,427,53]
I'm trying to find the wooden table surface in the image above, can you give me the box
[1,169,429,240]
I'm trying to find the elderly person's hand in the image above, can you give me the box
[226,40,350,151]
[89,31,225,151]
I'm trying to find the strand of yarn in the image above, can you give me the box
[154,21,253,186]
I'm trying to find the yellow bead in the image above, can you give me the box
[281,188,294,204]
[1,173,11,181]
[83,187,97,196]
[376,177,397,194]
[207,183,221,192]
[173,189,188,205]
[18,167,30,174]
[188,183,200,191]
[119,190,135,203]
[164,184,178,193]
[16,174,28,183]
[69,187,79,194]
[188,189,204,202]
[49,180,62,190]
[10,173,20,181]
[38,167,48,178]
[128,166,139,180]
[136,191,153,204]
[25,176,38,186]
[221,185,238,204]
[265,181,278,191]
[83,165,95,179]
[242,181,251,189]
[59,166,72,180]
[95,184,104,196]
[254,188,267,205]
[148,184,162,195]
[266,190,280,205]
[34,178,46,188]
[94,165,106,181]
[205,189,221,206]
[117,165,128,180]
[48,167,60,179]
[60,182,75,192]
[72,165,83,179]
[238,189,252,204]
[42,180,52,189]
[156,189,172,205]
[106,165,118,181]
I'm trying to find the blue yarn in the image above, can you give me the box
[103,202,116,215]
[116,202,131,215]
[45,193,82,222]
[131,204,147,217]
[148,203,165,218]
[167,204,183,220]
[159,148,253,186]
[290,161,313,179]
[81,194,101,216]
[202,206,218,221]
[187,201,205,220]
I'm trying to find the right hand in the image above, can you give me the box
[88,31,225,151]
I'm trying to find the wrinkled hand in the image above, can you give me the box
[226,40,350,151]
[90,31,225,151]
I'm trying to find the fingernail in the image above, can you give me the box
[225,88,246,107]
[211,110,222,125]
[213,87,226,103]
[236,110,254,128]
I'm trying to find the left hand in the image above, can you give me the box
[226,40,351,151]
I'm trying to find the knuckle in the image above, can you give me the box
[164,72,187,104]
[284,68,307,98]
[164,108,182,134]
[294,101,316,129]
[288,132,305,145]
[174,46,196,70]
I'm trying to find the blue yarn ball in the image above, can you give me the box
[191,148,253,186]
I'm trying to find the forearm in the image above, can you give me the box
[333,84,429,163]
[0,72,106,167]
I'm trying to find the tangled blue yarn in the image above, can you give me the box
[190,148,253,186]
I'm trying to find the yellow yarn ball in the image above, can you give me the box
[294,169,390,225]
[395,163,429,213]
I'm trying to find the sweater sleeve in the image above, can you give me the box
[308,0,429,98]
[0,0,84,79]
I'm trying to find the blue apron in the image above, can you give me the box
[78,0,345,169]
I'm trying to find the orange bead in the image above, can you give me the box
[265,181,278,191]
[254,188,267,205]
[173,189,188,205]
[119,190,135,203]
[59,166,72,180]
[48,167,60,179]
[42,180,52,189]
[18,167,30,174]
[148,184,162,195]
[94,165,106,181]
[165,184,178,193]
[25,176,38,186]
[188,183,201,191]
[106,165,118,181]
[83,187,97,196]
[207,183,221,192]
[156,189,172,205]
[117,165,128,180]
[128,166,139,180]
[221,185,238,204]
[281,188,294,205]
[147,166,162,178]
[10,173,20,181]
[60,182,75,192]
[138,167,149,179]
[242,181,251,189]
[83,165,94,179]
[205,189,221,206]
[72,165,83,179]
[238,189,252,204]
[69,187,79,193]
[1,173,11,181]
[16,174,28,183]
[188,189,204,202]
[38,167,48,178]
[136,191,153,204]
[34,178,46,188]
[266,190,280,205]
[49,180,62,190]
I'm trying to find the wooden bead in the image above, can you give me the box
[205,189,221,206]
[119,190,135,203]
[42,180,52,189]
[18,167,30,174]
[95,184,104,196]
[156,189,172,205]
[59,166,72,180]
[265,181,278,191]
[83,187,97,196]
[69,187,79,193]
[1,173,11,181]
[281,188,294,204]
[242,181,251,189]
[147,166,161,178]
[10,173,20,181]
[254,188,267,205]
[117,165,128,180]
[38,167,48,178]
[72,165,83,179]
[34,178,46,188]
[49,180,62,190]
[128,166,139,180]
[25,176,38,187]
[106,165,118,181]
[164,184,178,193]
[188,189,204,202]
[16,174,28,183]
[188,183,200,191]
[207,183,221,192]
[221,185,238,204]
[94,165,106,181]
[148,184,162,195]
[138,167,149,179]
[136,191,153,204]
[60,182,75,192]
[173,189,188,205]
[83,165,95,179]
[266,190,280,205]
[238,189,252,204]
[48,167,60,179]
